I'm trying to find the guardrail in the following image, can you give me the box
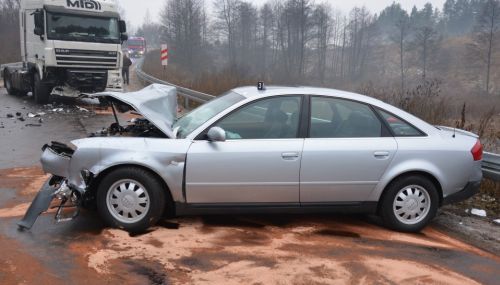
[483,152,500,181]
[135,58,214,108]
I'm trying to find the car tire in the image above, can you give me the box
[97,167,166,233]
[4,69,18,96]
[33,73,50,104]
[380,175,439,232]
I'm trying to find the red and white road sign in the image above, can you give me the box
[161,44,168,66]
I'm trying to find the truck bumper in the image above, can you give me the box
[442,181,481,205]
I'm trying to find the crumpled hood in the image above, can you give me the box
[91,84,177,138]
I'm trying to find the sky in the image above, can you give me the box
[119,0,447,29]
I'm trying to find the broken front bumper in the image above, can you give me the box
[18,142,80,230]
[18,179,57,229]
[18,176,80,230]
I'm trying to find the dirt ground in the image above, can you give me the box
[0,65,499,284]
[0,166,499,284]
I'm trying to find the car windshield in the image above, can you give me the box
[47,12,120,44]
[173,91,245,138]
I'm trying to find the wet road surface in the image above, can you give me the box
[1,84,499,284]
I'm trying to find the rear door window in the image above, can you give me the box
[310,97,382,138]
[377,109,424,137]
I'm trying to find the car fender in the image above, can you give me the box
[368,158,446,201]
[67,137,191,203]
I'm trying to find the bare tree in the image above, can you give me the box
[469,0,500,94]
[312,3,331,83]
[413,26,440,79]
[160,0,206,73]
[213,0,239,67]
[393,16,410,93]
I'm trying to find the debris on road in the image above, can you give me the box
[494,219,500,225]
[52,108,64,112]
[15,112,21,116]
[470,208,487,217]
[6,113,13,118]
[77,106,89,112]
[17,117,25,122]
[27,113,38,118]
[25,124,41,127]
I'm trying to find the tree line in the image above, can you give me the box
[141,0,500,96]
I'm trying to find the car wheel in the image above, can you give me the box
[97,167,166,233]
[380,175,439,232]
[33,73,50,104]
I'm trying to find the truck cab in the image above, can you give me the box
[3,0,127,103]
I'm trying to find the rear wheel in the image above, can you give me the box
[3,69,18,95]
[97,167,166,233]
[33,73,50,104]
[380,175,439,232]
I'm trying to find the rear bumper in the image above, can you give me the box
[442,181,481,205]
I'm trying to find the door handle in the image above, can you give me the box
[374,151,390,158]
[282,152,300,160]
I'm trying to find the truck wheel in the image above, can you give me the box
[33,73,50,104]
[380,175,439,233]
[3,69,18,96]
[97,167,166,233]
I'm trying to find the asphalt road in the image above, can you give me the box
[0,85,499,284]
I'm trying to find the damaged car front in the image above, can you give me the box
[18,84,187,230]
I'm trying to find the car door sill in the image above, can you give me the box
[175,202,378,216]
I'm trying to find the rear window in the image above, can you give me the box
[377,109,424,137]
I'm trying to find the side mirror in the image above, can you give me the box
[207,127,226,142]
[33,10,45,36]
[34,27,44,36]
[119,20,127,33]
[120,32,128,41]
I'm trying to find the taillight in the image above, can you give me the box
[471,140,483,161]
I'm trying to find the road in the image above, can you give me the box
[0,82,499,284]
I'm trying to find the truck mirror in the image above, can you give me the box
[33,10,45,36]
[119,20,127,33]
[120,33,129,41]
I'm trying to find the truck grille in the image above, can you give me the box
[55,49,118,69]
[66,70,108,93]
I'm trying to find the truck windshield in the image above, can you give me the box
[128,40,145,46]
[47,12,120,43]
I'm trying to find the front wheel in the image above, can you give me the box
[380,175,439,232]
[97,167,166,233]
[33,73,50,104]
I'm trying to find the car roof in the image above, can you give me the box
[230,85,438,136]
[231,85,380,105]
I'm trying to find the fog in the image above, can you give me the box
[120,0,447,28]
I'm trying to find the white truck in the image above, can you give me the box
[2,0,127,103]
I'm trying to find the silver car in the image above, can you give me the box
[19,84,483,232]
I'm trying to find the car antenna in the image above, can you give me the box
[453,127,456,138]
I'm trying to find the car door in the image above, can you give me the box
[300,96,397,203]
[186,95,304,204]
